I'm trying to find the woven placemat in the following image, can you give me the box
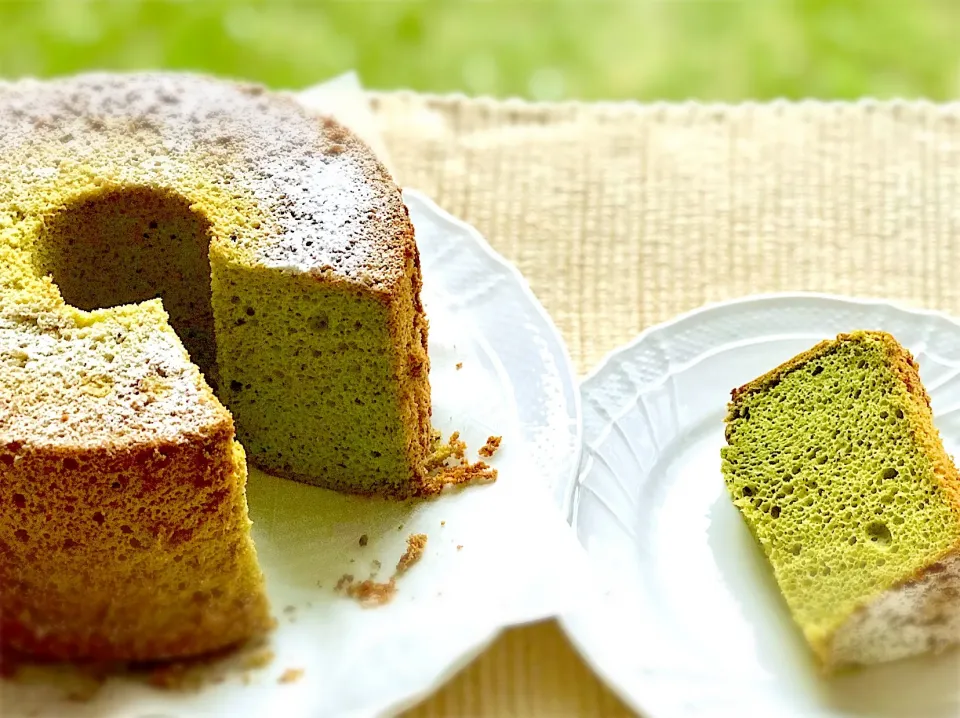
[371,93,960,717]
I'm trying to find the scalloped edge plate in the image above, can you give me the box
[6,190,584,718]
[559,293,960,718]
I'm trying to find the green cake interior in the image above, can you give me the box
[721,335,960,649]
[212,262,423,495]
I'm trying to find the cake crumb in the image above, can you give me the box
[440,520,446,527]
[339,575,398,607]
[278,668,304,684]
[457,545,463,551]
[422,431,498,494]
[396,533,428,574]
[335,535,429,608]
[478,435,502,458]
[359,533,368,547]
[336,570,398,607]
[456,362,463,370]
[423,461,498,494]
[424,430,467,469]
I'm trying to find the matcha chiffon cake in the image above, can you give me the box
[0,72,432,661]
[721,331,960,671]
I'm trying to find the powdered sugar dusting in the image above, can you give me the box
[0,72,407,289]
[829,551,960,668]
[252,156,384,278]
[0,304,226,447]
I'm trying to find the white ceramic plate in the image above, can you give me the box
[560,293,960,718]
[6,191,584,718]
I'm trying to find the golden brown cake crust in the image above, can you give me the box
[0,427,273,661]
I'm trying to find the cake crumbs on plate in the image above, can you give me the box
[421,431,498,494]
[359,533,369,547]
[278,668,304,684]
[424,430,467,468]
[440,520,446,526]
[478,435,502,458]
[457,545,463,551]
[336,574,398,607]
[423,461,498,494]
[335,534,428,608]
[396,533,428,574]
[456,362,463,370]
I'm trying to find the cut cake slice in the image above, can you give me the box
[721,330,960,671]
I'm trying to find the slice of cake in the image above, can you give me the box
[0,300,272,660]
[721,331,960,671]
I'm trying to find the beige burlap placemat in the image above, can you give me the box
[370,93,960,717]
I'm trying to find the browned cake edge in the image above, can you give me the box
[0,417,272,661]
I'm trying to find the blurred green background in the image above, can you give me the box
[2,0,960,101]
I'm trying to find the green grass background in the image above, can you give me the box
[2,0,960,101]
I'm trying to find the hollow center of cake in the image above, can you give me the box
[34,186,217,377]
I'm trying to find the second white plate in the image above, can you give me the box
[560,293,960,718]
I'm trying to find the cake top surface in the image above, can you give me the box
[0,300,229,449]
[721,331,960,646]
[0,71,409,291]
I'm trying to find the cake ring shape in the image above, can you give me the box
[0,72,432,661]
